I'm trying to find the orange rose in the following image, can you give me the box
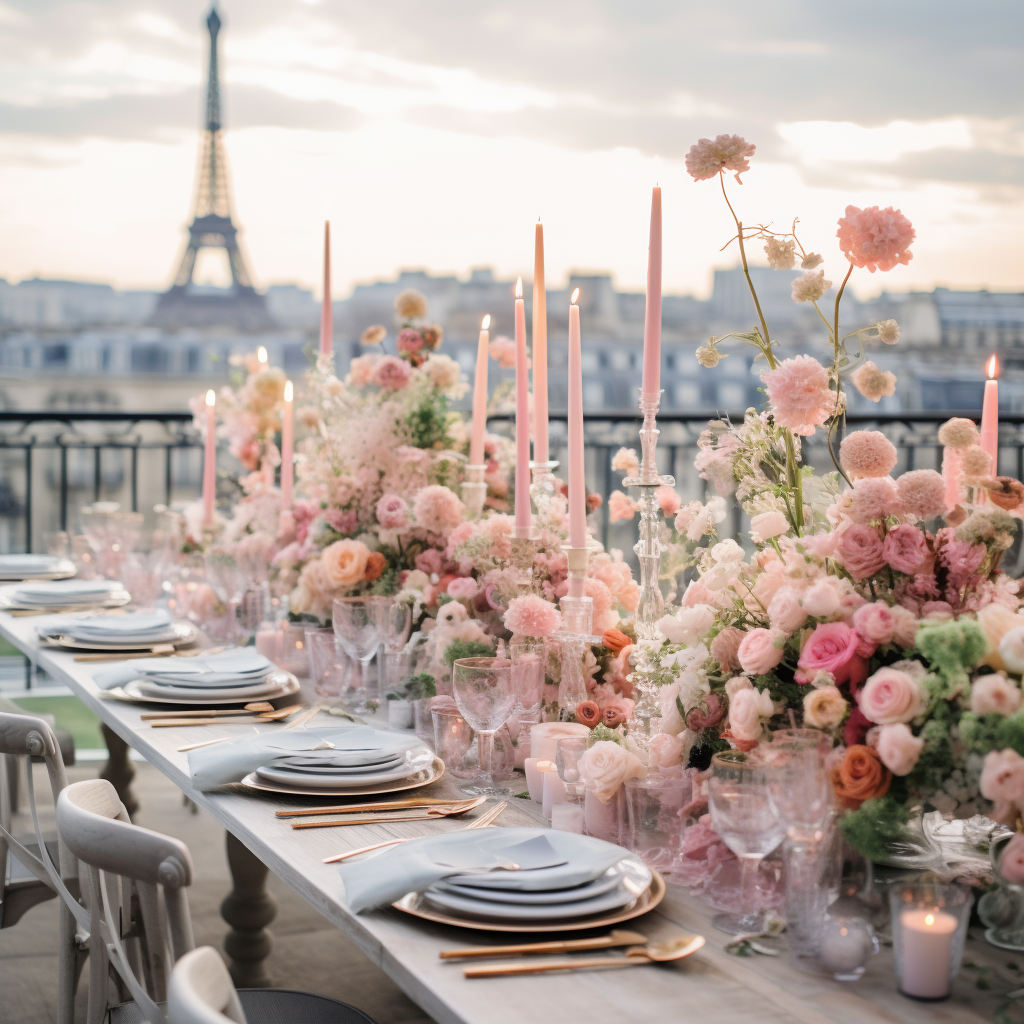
[320,539,370,591]
[831,744,892,809]
[986,477,1024,512]
[576,700,601,729]
[602,628,632,654]
[363,551,387,582]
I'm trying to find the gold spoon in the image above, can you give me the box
[462,934,706,978]
[151,704,303,728]
[142,702,275,720]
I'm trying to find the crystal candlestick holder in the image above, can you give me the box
[510,535,539,595]
[461,464,488,519]
[529,459,560,515]
[622,389,674,747]
[552,544,602,719]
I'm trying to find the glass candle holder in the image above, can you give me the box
[818,916,878,981]
[276,622,310,677]
[431,705,480,780]
[889,880,973,1001]
[305,627,349,701]
[624,773,689,874]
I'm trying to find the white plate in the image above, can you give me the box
[239,757,445,798]
[270,757,406,776]
[256,748,435,788]
[41,622,199,651]
[0,587,131,612]
[114,673,300,705]
[437,865,629,904]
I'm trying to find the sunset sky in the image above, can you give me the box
[1,0,1022,299]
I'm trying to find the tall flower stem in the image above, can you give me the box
[825,263,856,484]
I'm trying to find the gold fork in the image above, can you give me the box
[322,800,507,864]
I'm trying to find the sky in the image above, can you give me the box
[0,0,1022,300]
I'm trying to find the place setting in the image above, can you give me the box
[0,553,77,582]
[0,577,132,614]
[36,608,200,654]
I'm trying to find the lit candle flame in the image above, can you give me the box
[988,354,1001,380]
[257,345,268,364]
[925,914,935,926]
[515,277,523,299]
[205,389,215,407]
[571,288,580,304]
[481,314,491,330]
[284,380,293,402]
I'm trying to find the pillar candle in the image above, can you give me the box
[567,290,586,548]
[529,722,589,763]
[469,315,490,465]
[514,277,531,538]
[319,221,333,357]
[641,185,662,396]
[899,908,958,999]
[281,379,294,508]
[524,757,550,802]
[202,389,216,529]
[532,221,549,464]
[542,767,570,819]
[980,354,1000,474]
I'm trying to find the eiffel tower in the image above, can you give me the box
[150,6,274,331]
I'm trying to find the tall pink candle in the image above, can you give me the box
[469,315,490,465]
[641,185,662,395]
[532,221,549,464]
[567,289,586,548]
[980,354,1000,474]
[202,389,216,529]
[281,379,294,508]
[514,277,532,538]
[319,221,333,357]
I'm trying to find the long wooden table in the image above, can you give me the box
[0,608,1011,1024]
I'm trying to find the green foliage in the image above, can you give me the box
[442,639,494,668]
[395,673,436,700]
[994,711,1024,757]
[589,723,624,745]
[915,620,989,692]
[407,388,453,450]
[839,795,911,862]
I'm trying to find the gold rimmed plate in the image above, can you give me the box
[102,672,300,706]
[239,756,445,798]
[39,621,200,652]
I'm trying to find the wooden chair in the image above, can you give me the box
[58,779,380,1024]
[0,711,83,1024]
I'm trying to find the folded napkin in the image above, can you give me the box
[64,610,172,639]
[337,828,622,913]
[0,554,63,573]
[94,647,273,690]
[187,725,424,791]
[13,579,119,603]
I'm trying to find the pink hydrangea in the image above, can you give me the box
[608,490,637,522]
[413,485,465,535]
[762,355,836,436]
[371,355,413,390]
[685,134,756,183]
[836,205,915,273]
[504,593,562,638]
[896,469,948,520]
[376,493,409,530]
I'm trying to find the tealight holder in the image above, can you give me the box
[818,916,878,981]
[529,459,560,514]
[461,463,488,519]
[552,544,602,718]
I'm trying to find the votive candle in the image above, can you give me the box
[641,185,662,395]
[281,379,294,508]
[532,221,549,464]
[514,276,531,537]
[319,221,333,357]
[202,389,216,529]
[567,289,586,548]
[899,908,958,999]
[469,315,490,465]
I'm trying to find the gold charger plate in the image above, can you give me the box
[392,869,665,933]
[102,673,300,706]
[239,756,445,798]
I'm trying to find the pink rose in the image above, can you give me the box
[797,621,869,688]
[890,605,920,648]
[415,548,445,576]
[602,698,635,728]
[801,578,841,618]
[852,601,898,646]
[981,749,1024,826]
[320,538,371,591]
[376,493,409,530]
[767,587,808,634]
[998,834,1024,886]
[710,627,744,672]
[857,666,926,725]
[737,628,786,675]
[882,524,931,575]
[685,693,726,732]
[874,723,924,776]
[971,673,1023,716]
[728,687,764,745]
[835,523,886,581]
[750,510,790,544]
[648,733,685,769]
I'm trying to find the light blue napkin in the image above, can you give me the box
[94,647,273,690]
[63,610,172,638]
[0,555,62,573]
[13,579,119,602]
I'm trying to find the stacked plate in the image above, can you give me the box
[242,726,442,796]
[394,828,663,933]
[0,578,131,611]
[0,554,76,581]
[38,609,198,651]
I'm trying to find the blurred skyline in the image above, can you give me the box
[1,0,1022,300]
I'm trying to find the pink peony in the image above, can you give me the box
[685,134,756,183]
[504,594,562,638]
[447,577,479,601]
[801,578,842,619]
[737,628,786,675]
[938,535,987,593]
[750,509,790,544]
[685,693,726,731]
[883,524,931,575]
[999,834,1024,886]
[710,626,744,672]
[835,523,887,580]
[981,749,1024,826]
[325,507,358,535]
[768,587,808,635]
[797,621,869,688]
[874,723,924,776]
[608,490,637,521]
[762,355,835,436]
[971,673,1022,716]
[852,601,898,646]
[897,470,948,520]
[836,205,915,273]
[375,493,409,530]
[396,327,424,355]
[840,430,898,480]
[371,355,413,389]
[413,485,465,535]
[857,666,926,725]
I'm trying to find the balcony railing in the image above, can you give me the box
[2,410,1024,565]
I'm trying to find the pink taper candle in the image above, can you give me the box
[532,221,549,464]
[641,185,662,395]
[202,389,216,529]
[319,221,333,357]
[980,354,1000,474]
[567,289,586,549]
[514,277,532,538]
[281,379,294,508]
[469,315,490,465]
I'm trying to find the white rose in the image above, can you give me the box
[750,510,790,544]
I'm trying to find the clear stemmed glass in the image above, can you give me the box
[451,657,516,796]
[374,597,413,696]
[509,637,546,753]
[332,597,382,713]
[707,750,785,935]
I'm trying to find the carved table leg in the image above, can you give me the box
[222,832,277,988]
[99,723,139,818]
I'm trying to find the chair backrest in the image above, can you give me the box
[168,947,247,1024]
[57,778,196,1024]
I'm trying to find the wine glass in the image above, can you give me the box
[451,657,516,796]
[707,750,785,935]
[332,597,382,713]
[509,637,546,750]
[374,597,413,696]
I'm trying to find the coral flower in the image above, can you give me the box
[576,700,601,729]
[831,744,892,809]
[836,205,915,273]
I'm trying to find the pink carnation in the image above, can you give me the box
[882,524,931,575]
[797,621,869,688]
[836,205,915,273]
[371,355,413,390]
[835,523,887,581]
[847,476,901,523]
[608,490,637,522]
[376,494,409,530]
[413,485,465,535]
[504,594,562,638]
[447,577,479,601]
[896,470,948,520]
[840,430,898,479]
[762,355,835,436]
[685,134,756,183]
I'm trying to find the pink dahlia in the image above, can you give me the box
[685,134,756,183]
[413,484,465,535]
[896,469,948,520]
[762,355,835,436]
[836,205,915,273]
[504,593,562,638]
[840,430,898,480]
[371,355,413,390]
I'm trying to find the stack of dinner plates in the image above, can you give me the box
[0,578,130,611]
[0,554,76,581]
[38,609,198,650]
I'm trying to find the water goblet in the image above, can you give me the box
[332,597,382,713]
[509,636,546,754]
[305,627,350,701]
[707,750,785,935]
[374,597,413,695]
[451,657,516,796]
